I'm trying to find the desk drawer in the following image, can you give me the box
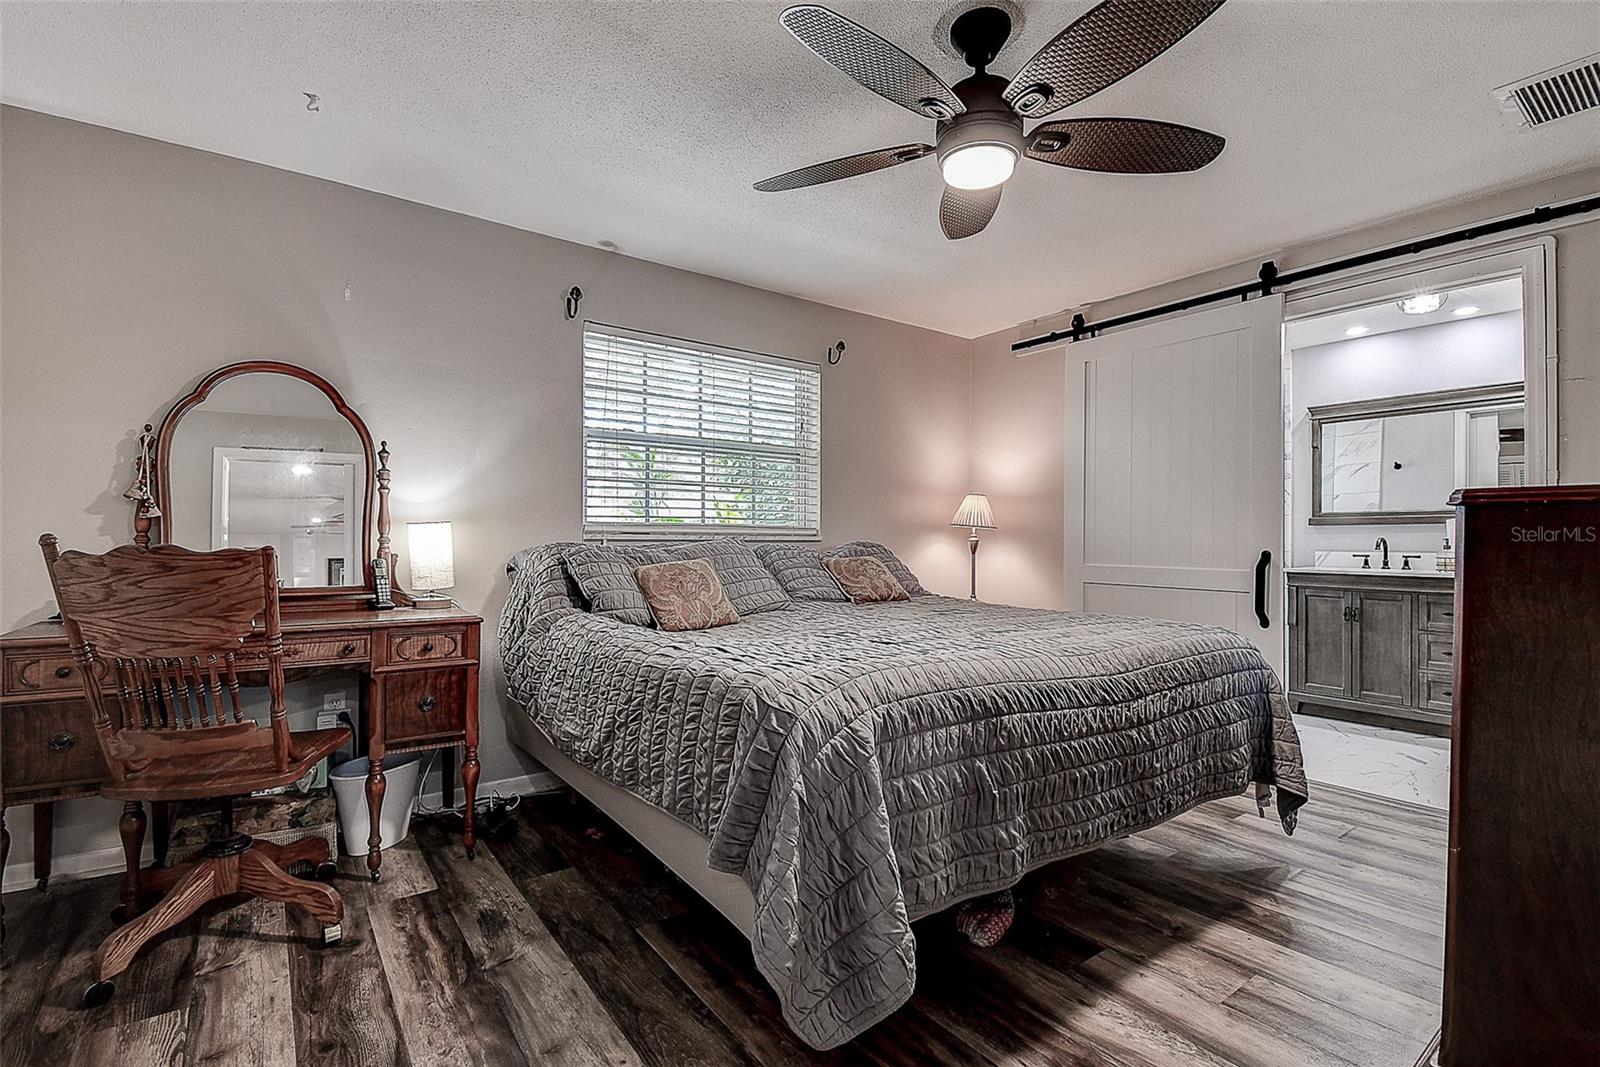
[1,700,108,791]
[387,628,466,665]
[238,634,370,669]
[383,667,466,744]
[3,651,107,697]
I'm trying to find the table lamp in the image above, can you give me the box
[406,521,455,609]
[950,493,997,600]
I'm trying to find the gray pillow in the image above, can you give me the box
[564,539,792,626]
[826,540,928,596]
[562,544,668,626]
[754,543,849,602]
[680,539,792,616]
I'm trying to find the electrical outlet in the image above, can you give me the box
[317,712,340,730]
[322,692,348,714]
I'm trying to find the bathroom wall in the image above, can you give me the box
[1288,310,1525,565]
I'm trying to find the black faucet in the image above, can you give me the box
[1374,537,1391,570]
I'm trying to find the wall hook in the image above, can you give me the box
[565,286,583,320]
[303,92,321,112]
[827,340,846,365]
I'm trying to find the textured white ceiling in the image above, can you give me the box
[3,1,1598,338]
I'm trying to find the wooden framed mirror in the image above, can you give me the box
[144,361,392,605]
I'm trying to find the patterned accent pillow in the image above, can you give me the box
[824,557,910,603]
[563,544,669,626]
[826,540,927,596]
[753,543,849,602]
[676,539,792,615]
[634,559,740,632]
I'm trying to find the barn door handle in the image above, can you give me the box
[1253,550,1271,629]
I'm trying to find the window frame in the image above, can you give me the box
[579,322,823,541]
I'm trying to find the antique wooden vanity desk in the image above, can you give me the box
[0,361,481,896]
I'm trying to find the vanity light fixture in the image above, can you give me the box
[1344,326,1370,337]
[1397,293,1447,315]
[1453,305,1481,317]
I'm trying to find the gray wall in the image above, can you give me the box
[971,167,1600,609]
[0,107,975,882]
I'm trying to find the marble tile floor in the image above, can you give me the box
[1295,713,1451,810]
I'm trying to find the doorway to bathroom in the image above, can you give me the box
[1279,239,1555,810]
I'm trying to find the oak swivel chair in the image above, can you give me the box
[39,536,352,1008]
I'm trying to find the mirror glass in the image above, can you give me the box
[165,373,368,587]
[1314,387,1523,522]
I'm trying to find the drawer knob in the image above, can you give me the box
[418,695,438,714]
[420,641,436,654]
[340,643,358,656]
[55,665,73,679]
[48,731,77,753]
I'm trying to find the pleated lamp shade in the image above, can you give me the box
[950,493,997,530]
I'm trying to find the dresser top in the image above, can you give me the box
[1,602,482,647]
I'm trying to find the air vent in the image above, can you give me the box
[1493,54,1600,127]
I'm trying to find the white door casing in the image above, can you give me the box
[1064,295,1286,677]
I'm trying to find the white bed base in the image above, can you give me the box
[508,712,756,938]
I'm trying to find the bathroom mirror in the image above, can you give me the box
[153,362,379,595]
[1310,382,1524,524]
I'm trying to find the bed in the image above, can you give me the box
[499,541,1308,1050]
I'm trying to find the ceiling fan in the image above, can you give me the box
[756,1,1229,239]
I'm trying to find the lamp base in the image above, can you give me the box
[409,591,454,610]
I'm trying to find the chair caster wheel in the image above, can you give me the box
[36,877,49,891]
[314,861,338,882]
[369,870,381,883]
[321,923,343,946]
[83,980,115,1009]
[466,846,477,861]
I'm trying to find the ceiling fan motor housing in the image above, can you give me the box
[936,73,1024,171]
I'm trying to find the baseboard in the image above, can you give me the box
[1,770,567,893]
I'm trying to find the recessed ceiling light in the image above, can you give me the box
[1453,305,1481,317]
[1397,293,1447,315]
[1345,326,1371,337]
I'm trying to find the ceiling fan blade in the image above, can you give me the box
[1026,118,1224,173]
[780,5,964,119]
[940,184,1002,240]
[755,144,934,192]
[1003,0,1226,119]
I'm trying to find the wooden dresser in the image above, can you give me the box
[1440,485,1600,1065]
[0,604,482,886]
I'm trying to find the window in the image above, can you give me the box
[582,326,822,537]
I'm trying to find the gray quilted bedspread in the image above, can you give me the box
[512,594,1307,1049]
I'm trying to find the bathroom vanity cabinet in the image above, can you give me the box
[1286,568,1455,732]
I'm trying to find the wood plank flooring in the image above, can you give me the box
[0,785,1446,1066]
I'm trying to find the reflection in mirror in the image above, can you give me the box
[166,373,368,586]
[1312,384,1523,524]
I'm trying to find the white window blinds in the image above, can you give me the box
[582,326,822,537]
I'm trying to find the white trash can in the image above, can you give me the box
[330,754,421,856]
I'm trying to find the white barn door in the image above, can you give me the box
[1064,296,1285,677]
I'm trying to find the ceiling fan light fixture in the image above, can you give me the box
[941,142,1018,189]
[936,113,1024,190]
